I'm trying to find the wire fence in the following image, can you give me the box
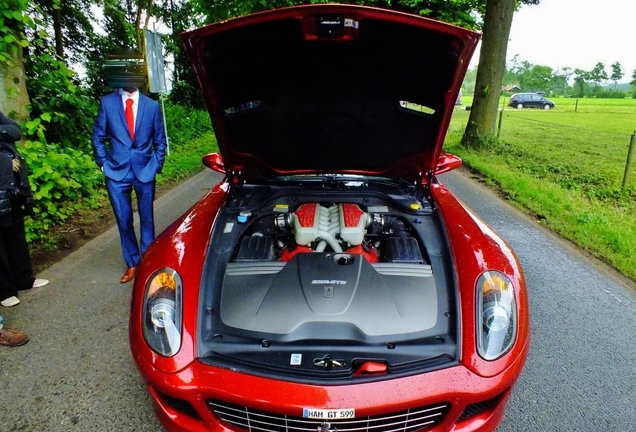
[498,113,628,139]
[492,109,636,191]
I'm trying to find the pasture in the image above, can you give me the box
[444,96,636,281]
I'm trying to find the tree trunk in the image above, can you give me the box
[53,5,64,59]
[0,46,30,121]
[462,0,515,148]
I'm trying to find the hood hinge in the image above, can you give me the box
[418,170,433,198]
[227,170,245,188]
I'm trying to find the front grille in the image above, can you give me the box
[208,400,450,432]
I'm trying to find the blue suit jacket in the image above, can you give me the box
[92,92,167,183]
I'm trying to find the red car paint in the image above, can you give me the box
[129,5,529,432]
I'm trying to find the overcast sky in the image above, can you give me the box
[471,0,636,82]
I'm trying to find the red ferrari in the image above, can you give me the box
[129,4,529,432]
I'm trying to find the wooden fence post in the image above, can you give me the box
[497,109,504,139]
[622,132,636,188]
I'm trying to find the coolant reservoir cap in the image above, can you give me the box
[237,211,252,223]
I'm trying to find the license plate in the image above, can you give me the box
[303,408,356,419]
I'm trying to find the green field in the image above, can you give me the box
[444,96,636,281]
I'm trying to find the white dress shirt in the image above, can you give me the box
[119,88,139,119]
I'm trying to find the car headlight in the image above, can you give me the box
[143,268,183,357]
[476,271,517,361]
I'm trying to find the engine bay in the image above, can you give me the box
[233,201,428,265]
[198,184,458,377]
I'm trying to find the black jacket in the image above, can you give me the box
[0,111,31,218]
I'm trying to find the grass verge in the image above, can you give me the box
[446,101,636,281]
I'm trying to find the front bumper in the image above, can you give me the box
[134,352,525,432]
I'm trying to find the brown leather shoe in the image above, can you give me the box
[120,266,137,283]
[0,327,29,347]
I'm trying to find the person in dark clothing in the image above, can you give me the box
[0,110,49,307]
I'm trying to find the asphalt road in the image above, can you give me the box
[438,171,636,432]
[1,168,634,432]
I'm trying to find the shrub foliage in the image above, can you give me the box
[20,99,214,248]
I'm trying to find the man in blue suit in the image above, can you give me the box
[92,87,167,283]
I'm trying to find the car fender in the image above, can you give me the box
[130,181,230,373]
[431,182,530,378]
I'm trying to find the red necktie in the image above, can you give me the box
[125,98,135,140]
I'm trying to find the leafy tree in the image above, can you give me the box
[84,0,163,99]
[0,0,32,119]
[573,68,590,98]
[551,67,572,96]
[511,60,552,93]
[588,62,607,94]
[100,0,137,48]
[610,62,623,90]
[505,58,575,96]
[28,0,99,64]
[25,54,98,147]
[513,60,531,89]
[462,0,541,148]
[153,0,206,108]
[1,0,225,247]
[503,54,522,87]
[191,0,292,23]
[526,65,552,92]
[16,0,104,146]
[630,69,636,98]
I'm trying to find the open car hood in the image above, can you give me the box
[180,4,479,182]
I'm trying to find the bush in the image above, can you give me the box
[26,56,99,148]
[167,80,205,109]
[20,140,105,245]
[163,102,213,145]
[20,101,216,248]
[594,89,627,99]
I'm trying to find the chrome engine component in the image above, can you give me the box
[290,203,370,252]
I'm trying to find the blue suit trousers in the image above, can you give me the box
[106,169,155,268]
